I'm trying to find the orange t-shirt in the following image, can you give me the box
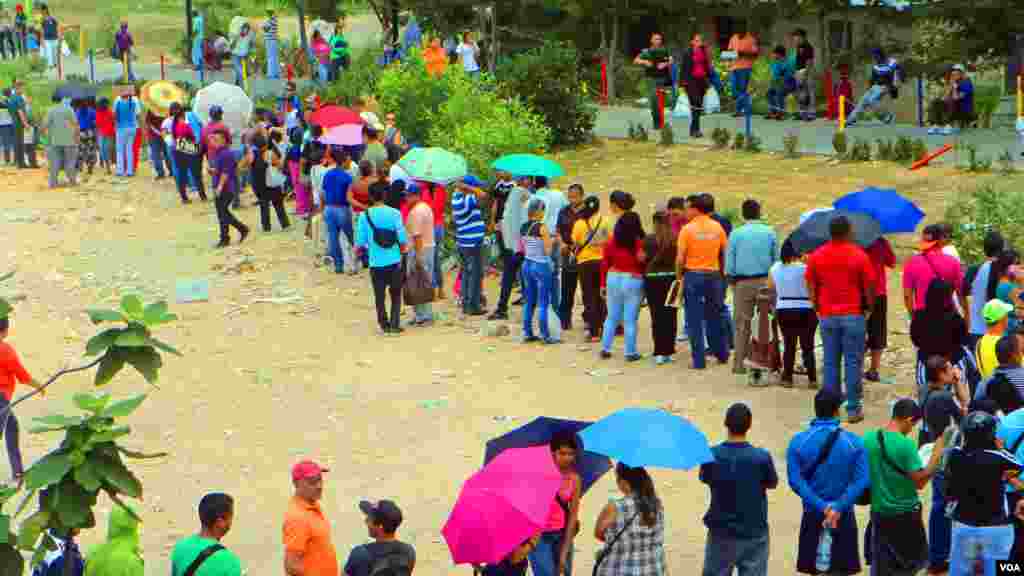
[424,46,448,76]
[728,34,758,70]
[283,496,339,576]
[0,341,31,402]
[677,214,727,272]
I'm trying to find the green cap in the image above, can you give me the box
[983,299,1014,325]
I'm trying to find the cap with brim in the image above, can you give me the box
[358,499,403,529]
[951,64,966,72]
[291,460,328,481]
[891,397,922,422]
[983,299,1014,325]
[462,175,483,188]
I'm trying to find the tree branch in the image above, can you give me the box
[0,357,103,418]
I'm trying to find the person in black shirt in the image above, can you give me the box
[791,29,816,121]
[557,183,584,331]
[344,500,416,576]
[633,32,673,130]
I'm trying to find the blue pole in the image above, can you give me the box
[88,49,95,83]
[917,76,924,127]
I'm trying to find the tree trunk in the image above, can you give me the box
[295,0,309,65]
[308,0,337,23]
[608,11,618,103]
[185,0,192,48]
[389,0,399,49]
[489,2,497,73]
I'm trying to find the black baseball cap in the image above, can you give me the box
[359,500,403,532]
[891,398,922,422]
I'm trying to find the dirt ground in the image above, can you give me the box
[0,142,1017,573]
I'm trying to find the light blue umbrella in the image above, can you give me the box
[492,154,564,179]
[578,408,713,470]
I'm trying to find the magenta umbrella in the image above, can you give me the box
[442,445,562,565]
[319,124,363,146]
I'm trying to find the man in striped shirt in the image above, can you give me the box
[263,9,279,79]
[452,177,488,315]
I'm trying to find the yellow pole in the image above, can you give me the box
[839,95,846,131]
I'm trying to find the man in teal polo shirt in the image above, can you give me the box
[725,199,777,376]
[171,493,244,576]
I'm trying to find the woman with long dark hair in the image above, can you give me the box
[911,279,972,401]
[600,195,646,362]
[528,431,582,576]
[769,238,817,387]
[572,196,609,342]
[593,463,665,576]
[643,207,678,365]
[169,102,207,203]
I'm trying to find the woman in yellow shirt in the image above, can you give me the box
[572,195,610,342]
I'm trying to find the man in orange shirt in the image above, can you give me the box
[727,23,759,117]
[0,315,45,484]
[423,37,447,77]
[676,194,729,369]
[284,460,339,576]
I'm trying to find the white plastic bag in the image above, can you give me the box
[672,92,691,119]
[61,40,71,57]
[704,86,721,114]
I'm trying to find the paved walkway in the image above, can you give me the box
[593,105,1023,165]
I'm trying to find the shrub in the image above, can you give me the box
[945,183,1024,263]
[496,41,596,147]
[745,134,762,153]
[320,47,385,108]
[848,138,872,162]
[659,122,674,146]
[732,132,746,150]
[893,136,915,163]
[375,52,460,146]
[711,127,731,149]
[911,139,929,163]
[832,131,848,158]
[782,130,799,158]
[876,139,894,161]
[958,142,991,173]
[627,122,648,142]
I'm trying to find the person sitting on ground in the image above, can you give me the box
[928,64,975,135]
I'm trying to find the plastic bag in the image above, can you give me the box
[61,40,71,57]
[672,92,691,119]
[704,86,721,114]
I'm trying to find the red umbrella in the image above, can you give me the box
[310,105,363,128]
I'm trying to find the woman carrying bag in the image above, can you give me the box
[680,33,715,138]
[593,463,665,576]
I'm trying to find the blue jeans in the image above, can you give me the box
[324,206,353,272]
[601,272,644,357]
[929,473,951,568]
[191,36,203,69]
[318,62,330,83]
[233,54,245,85]
[265,39,279,78]
[685,272,727,368]
[848,85,887,124]
[820,314,866,416]
[115,126,135,176]
[732,69,753,115]
[166,142,196,189]
[148,138,169,178]
[413,247,435,322]
[459,245,484,312]
[98,135,113,164]
[528,531,573,576]
[767,86,788,115]
[702,532,769,576]
[523,259,553,340]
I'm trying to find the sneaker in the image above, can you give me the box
[864,370,881,383]
[676,334,688,343]
[488,310,508,321]
[927,126,939,135]
[522,335,540,343]
[599,350,612,359]
[625,354,643,363]
[543,337,560,345]
[941,125,954,135]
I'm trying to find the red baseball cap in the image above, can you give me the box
[291,460,328,482]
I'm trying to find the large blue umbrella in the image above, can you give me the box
[492,154,564,179]
[833,187,925,234]
[485,417,612,494]
[578,408,713,470]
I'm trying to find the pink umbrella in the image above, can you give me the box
[442,445,562,565]
[319,124,364,146]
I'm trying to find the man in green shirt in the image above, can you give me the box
[171,493,244,576]
[633,32,673,130]
[8,81,36,169]
[863,398,945,575]
[329,18,350,80]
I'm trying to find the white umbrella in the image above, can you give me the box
[310,19,335,39]
[193,81,253,136]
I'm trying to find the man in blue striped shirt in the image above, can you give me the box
[452,177,488,315]
[263,9,279,79]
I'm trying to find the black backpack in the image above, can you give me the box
[367,542,413,576]
[366,210,398,249]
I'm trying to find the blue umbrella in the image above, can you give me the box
[833,187,925,234]
[485,417,612,494]
[492,154,564,179]
[578,408,713,470]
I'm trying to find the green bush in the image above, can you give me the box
[958,142,991,173]
[711,127,731,149]
[893,136,915,163]
[659,122,674,146]
[732,132,746,150]
[832,131,848,158]
[627,122,648,142]
[375,51,459,146]
[911,138,929,163]
[319,47,384,107]
[496,41,596,148]
[745,134,762,153]
[876,139,894,161]
[946,183,1024,263]
[848,138,872,162]
[999,149,1018,175]
[782,130,799,158]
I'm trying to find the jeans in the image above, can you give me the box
[265,39,279,78]
[115,126,135,176]
[777,308,818,382]
[233,54,246,85]
[949,521,1014,576]
[192,36,204,69]
[258,186,290,231]
[0,124,12,163]
[685,271,727,368]
[458,245,484,313]
[601,272,644,357]
[523,259,554,340]
[324,205,354,273]
[215,190,248,242]
[848,85,887,124]
[98,135,113,165]
[796,67,817,118]
[148,138,170,178]
[686,76,708,135]
[433,225,445,289]
[929,473,951,569]
[732,68,753,116]
[412,248,435,322]
[528,531,573,576]
[13,124,36,168]
[549,240,562,314]
[767,86,789,115]
[318,62,330,83]
[370,264,402,330]
[702,531,769,576]
[43,38,57,68]
[0,396,24,478]
[820,314,866,416]
[495,247,522,314]
[173,151,206,202]
[46,145,77,187]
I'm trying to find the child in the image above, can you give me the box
[0,314,46,484]
[767,45,794,120]
[520,198,558,344]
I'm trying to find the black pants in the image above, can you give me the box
[371,264,402,330]
[495,248,522,315]
[0,30,15,59]
[13,124,35,168]
[258,185,290,231]
[174,150,206,202]
[560,265,578,330]
[215,190,248,242]
[686,76,708,136]
[644,276,677,357]
[777,308,818,382]
[578,260,606,339]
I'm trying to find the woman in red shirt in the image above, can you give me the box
[600,194,646,362]
[95,98,116,175]
[429,182,447,299]
[680,33,713,138]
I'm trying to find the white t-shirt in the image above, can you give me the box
[456,42,479,72]
[770,262,812,310]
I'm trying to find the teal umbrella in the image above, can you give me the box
[492,154,564,179]
[397,147,468,184]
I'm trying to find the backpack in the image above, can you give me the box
[367,543,413,576]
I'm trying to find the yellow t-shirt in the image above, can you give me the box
[571,215,610,264]
[977,333,1000,378]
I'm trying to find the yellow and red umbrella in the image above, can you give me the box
[139,80,186,117]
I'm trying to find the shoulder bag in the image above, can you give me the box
[804,428,842,481]
[366,210,398,249]
[860,429,912,506]
[591,508,642,576]
[183,543,225,576]
[569,217,602,268]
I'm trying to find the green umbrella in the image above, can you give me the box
[397,147,468,184]
[492,154,564,179]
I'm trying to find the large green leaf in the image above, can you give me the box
[93,454,142,498]
[101,394,147,419]
[16,511,48,550]
[23,451,73,491]
[148,337,182,356]
[72,460,103,492]
[0,299,10,321]
[86,426,131,445]
[113,326,149,348]
[0,516,8,544]
[55,480,95,529]
[0,542,24,576]
[122,347,162,384]
[142,301,177,326]
[0,486,17,505]
[94,348,126,386]
[84,328,123,356]
[120,295,144,320]
[27,414,83,434]
[85,308,126,324]
[72,391,111,414]
[0,271,13,283]
[117,447,169,460]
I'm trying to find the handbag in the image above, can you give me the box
[704,86,721,114]
[402,255,434,307]
[672,92,691,119]
[592,509,642,576]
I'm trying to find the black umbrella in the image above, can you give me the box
[54,82,98,101]
[788,209,881,255]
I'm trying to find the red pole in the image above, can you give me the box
[600,56,608,104]
[287,63,294,82]
[657,88,665,128]
[160,54,166,80]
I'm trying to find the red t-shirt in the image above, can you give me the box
[601,236,645,287]
[865,237,895,296]
[805,240,876,318]
[0,341,32,401]
[429,184,447,228]
[95,108,115,137]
